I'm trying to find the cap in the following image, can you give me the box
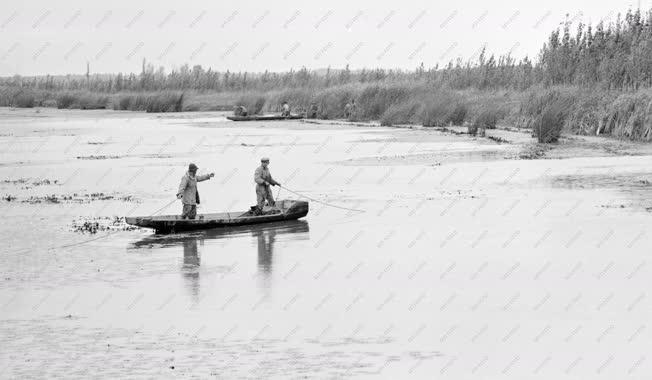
[261,157,270,162]
[188,163,198,171]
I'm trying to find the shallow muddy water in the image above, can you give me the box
[1,108,651,379]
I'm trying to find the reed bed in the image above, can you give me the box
[113,92,184,112]
[1,83,650,142]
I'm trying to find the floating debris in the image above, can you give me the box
[518,144,550,160]
[76,155,121,160]
[71,216,140,234]
[20,192,139,204]
[1,178,60,190]
[486,135,510,144]
[434,126,466,135]
[32,179,59,186]
[136,153,173,159]
[2,178,29,185]
[601,204,626,208]
[26,194,67,203]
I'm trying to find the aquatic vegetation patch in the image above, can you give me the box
[19,192,138,204]
[70,216,140,234]
[76,155,121,160]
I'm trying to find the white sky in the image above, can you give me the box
[0,0,646,76]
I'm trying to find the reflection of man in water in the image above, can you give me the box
[253,228,276,293]
[182,238,201,303]
[256,228,277,274]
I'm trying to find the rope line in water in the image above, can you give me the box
[278,185,365,213]
[9,226,121,255]
[57,230,120,250]
[8,198,180,255]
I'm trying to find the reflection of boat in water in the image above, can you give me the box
[126,200,308,233]
[131,219,309,248]
[131,220,309,301]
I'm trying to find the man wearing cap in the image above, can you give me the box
[254,157,280,214]
[177,163,214,219]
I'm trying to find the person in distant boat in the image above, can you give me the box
[254,157,280,214]
[281,102,291,117]
[234,105,248,116]
[177,163,214,219]
[309,102,319,119]
[344,99,357,119]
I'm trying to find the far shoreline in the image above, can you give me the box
[3,106,651,163]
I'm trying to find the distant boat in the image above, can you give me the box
[126,200,309,233]
[226,114,304,121]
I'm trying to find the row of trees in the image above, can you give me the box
[541,9,652,89]
[2,9,651,92]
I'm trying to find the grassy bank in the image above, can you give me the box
[219,84,651,143]
[516,87,652,142]
[0,87,194,113]
[1,83,650,142]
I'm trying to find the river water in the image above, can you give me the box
[1,108,651,378]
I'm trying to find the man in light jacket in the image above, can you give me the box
[254,157,280,213]
[177,163,214,219]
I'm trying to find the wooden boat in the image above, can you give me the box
[226,114,304,121]
[126,199,309,233]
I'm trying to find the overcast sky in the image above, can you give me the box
[0,0,646,76]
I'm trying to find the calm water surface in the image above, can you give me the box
[1,108,651,378]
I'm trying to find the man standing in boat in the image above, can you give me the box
[344,98,357,119]
[177,163,214,219]
[234,105,248,116]
[254,157,280,214]
[281,102,291,117]
[309,102,319,119]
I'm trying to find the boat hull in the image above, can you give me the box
[126,200,309,233]
[226,114,303,121]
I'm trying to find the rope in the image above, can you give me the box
[278,185,365,213]
[150,198,178,217]
[9,227,121,255]
[56,230,120,250]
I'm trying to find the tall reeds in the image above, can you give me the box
[600,92,652,141]
[112,91,184,112]
[55,91,109,109]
